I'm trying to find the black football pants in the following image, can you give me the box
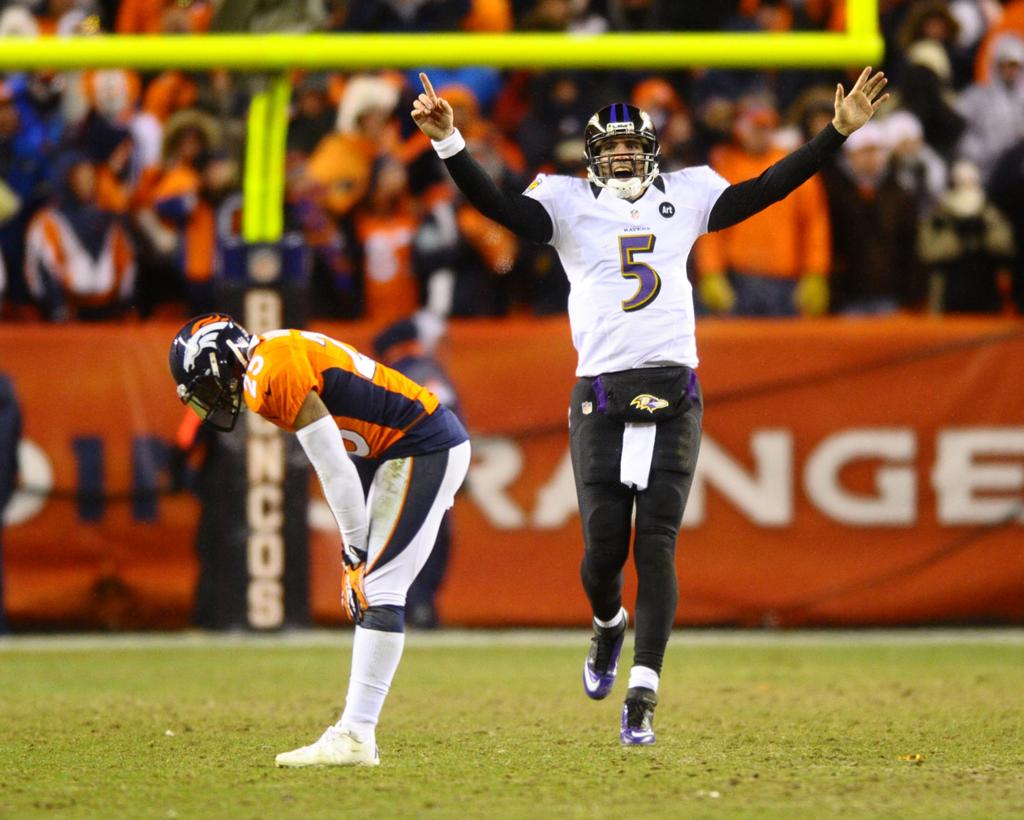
[569,377,703,675]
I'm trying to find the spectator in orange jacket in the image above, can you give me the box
[445,83,523,290]
[402,82,533,317]
[77,112,136,215]
[306,74,401,218]
[151,148,238,314]
[971,0,1024,84]
[355,156,420,324]
[142,72,200,125]
[696,100,832,317]
[462,0,512,31]
[116,0,212,34]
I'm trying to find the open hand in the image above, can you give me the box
[410,72,455,141]
[832,67,889,136]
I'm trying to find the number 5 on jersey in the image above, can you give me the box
[619,234,660,312]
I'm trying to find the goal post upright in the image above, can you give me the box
[243,74,290,243]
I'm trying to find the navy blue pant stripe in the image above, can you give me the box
[366,448,451,574]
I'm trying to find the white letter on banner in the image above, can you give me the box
[248,435,284,483]
[804,429,916,525]
[248,579,284,629]
[933,428,1024,524]
[466,436,525,529]
[248,484,284,532]
[532,448,578,529]
[244,289,281,333]
[248,532,285,578]
[3,439,53,526]
[683,431,793,527]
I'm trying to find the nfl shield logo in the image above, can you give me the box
[630,209,640,221]
[582,401,593,415]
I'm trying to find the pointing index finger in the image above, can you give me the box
[419,72,437,101]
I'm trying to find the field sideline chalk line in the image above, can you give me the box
[1,628,1023,653]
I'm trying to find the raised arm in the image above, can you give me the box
[708,67,888,232]
[411,72,553,244]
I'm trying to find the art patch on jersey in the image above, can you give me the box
[629,394,670,413]
[659,202,675,218]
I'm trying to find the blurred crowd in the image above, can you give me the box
[1,0,1023,322]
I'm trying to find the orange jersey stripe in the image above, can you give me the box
[242,329,442,459]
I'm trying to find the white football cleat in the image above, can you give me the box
[274,725,380,768]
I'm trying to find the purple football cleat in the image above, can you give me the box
[620,686,657,746]
[582,609,628,700]
[618,683,659,741]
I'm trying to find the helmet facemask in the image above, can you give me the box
[176,368,244,432]
[169,314,250,432]
[584,105,661,200]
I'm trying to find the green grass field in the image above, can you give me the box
[1,631,1022,819]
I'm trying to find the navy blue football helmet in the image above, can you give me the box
[584,103,660,199]
[169,313,251,432]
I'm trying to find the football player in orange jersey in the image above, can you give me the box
[169,314,470,767]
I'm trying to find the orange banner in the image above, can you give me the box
[2,317,1023,629]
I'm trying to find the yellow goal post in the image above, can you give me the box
[0,0,882,241]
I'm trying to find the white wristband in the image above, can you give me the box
[431,127,466,159]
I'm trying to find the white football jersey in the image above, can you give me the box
[524,168,729,377]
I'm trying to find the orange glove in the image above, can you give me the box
[343,562,368,624]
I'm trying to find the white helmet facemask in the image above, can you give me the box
[584,106,660,200]
[586,146,658,199]
[597,173,648,200]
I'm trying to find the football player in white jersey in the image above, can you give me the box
[412,68,888,745]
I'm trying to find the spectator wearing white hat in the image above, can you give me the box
[885,109,947,217]
[919,159,1015,314]
[0,4,39,38]
[957,34,1024,182]
[305,74,402,218]
[821,120,925,314]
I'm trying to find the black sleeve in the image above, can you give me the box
[707,124,847,233]
[442,149,554,244]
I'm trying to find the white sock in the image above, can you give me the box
[594,607,626,630]
[628,665,659,693]
[338,626,405,742]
